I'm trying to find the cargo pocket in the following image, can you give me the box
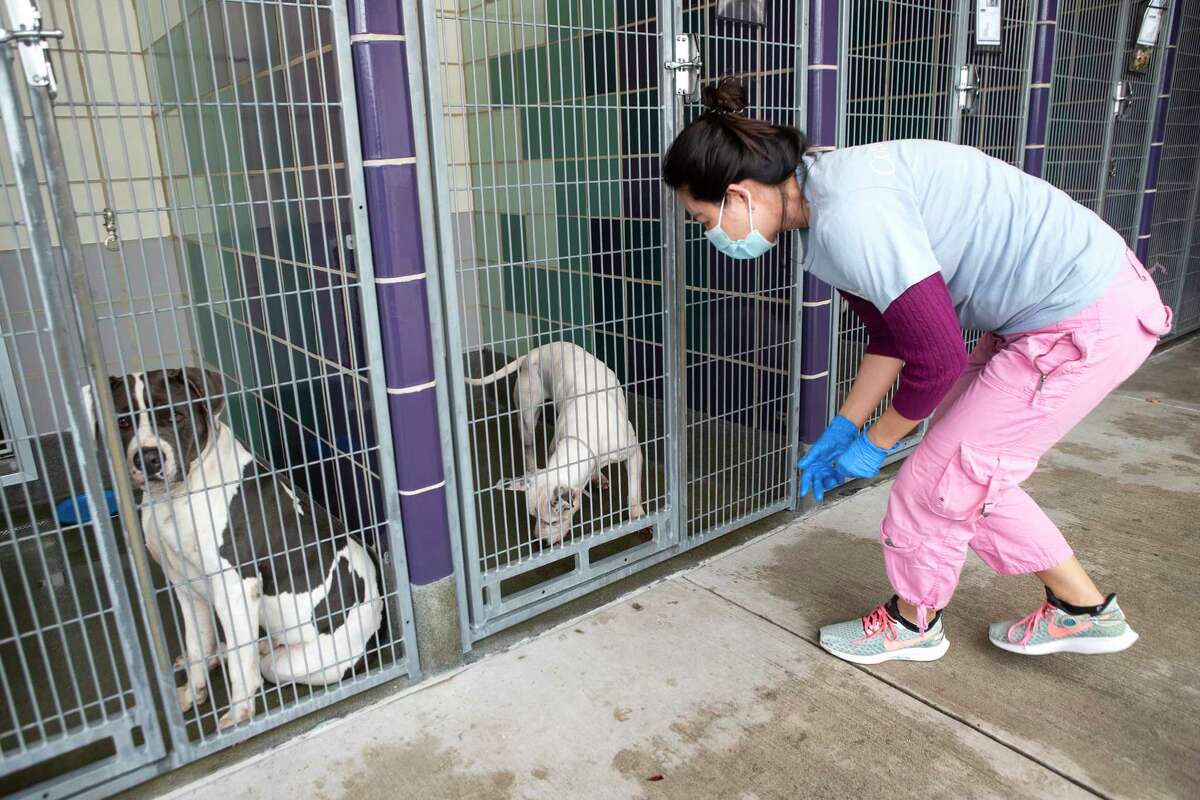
[928,442,1039,522]
[1137,304,1173,337]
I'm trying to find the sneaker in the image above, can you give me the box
[818,600,949,665]
[989,591,1138,656]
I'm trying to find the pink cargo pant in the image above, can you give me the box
[881,252,1174,628]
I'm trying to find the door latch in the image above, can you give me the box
[0,0,66,96]
[1112,79,1133,119]
[956,65,980,113]
[665,34,701,99]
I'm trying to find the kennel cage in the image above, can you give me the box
[827,0,1017,451]
[417,0,806,639]
[1043,0,1166,248]
[0,1,416,795]
[1149,0,1200,337]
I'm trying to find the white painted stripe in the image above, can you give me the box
[809,64,837,70]
[364,157,417,167]
[399,480,446,497]
[387,380,436,396]
[800,371,830,380]
[1145,188,1157,193]
[376,273,427,284]
[1138,234,1152,240]
[809,145,836,152]
[801,299,832,308]
[1030,82,1052,89]
[350,34,405,43]
[1025,143,1046,149]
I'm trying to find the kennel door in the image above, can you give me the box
[0,15,168,796]
[423,0,684,639]
[675,2,806,544]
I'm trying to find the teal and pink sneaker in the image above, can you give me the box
[819,599,949,665]
[989,591,1138,655]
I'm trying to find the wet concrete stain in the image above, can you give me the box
[1111,408,1200,454]
[324,735,516,800]
[1053,441,1112,462]
[608,664,1062,800]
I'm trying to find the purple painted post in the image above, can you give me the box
[1135,0,1186,263]
[1023,0,1059,177]
[349,0,454,586]
[798,0,839,445]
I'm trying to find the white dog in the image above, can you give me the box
[467,342,645,542]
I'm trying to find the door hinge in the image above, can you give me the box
[664,34,702,99]
[1112,79,1133,119]
[956,64,980,113]
[0,0,65,96]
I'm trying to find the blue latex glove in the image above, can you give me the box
[797,415,859,499]
[802,461,844,502]
[834,428,901,481]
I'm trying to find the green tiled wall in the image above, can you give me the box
[139,0,330,466]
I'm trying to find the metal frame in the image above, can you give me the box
[0,26,166,793]
[2,0,418,793]
[0,329,38,486]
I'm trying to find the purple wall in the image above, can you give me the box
[798,0,839,444]
[1023,0,1059,177]
[1136,0,1186,262]
[349,0,454,585]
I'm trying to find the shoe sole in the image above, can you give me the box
[990,628,1139,656]
[820,636,949,665]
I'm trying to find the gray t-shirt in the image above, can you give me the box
[800,140,1126,335]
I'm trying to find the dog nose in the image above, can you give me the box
[134,447,164,477]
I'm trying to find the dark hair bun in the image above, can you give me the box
[702,78,746,115]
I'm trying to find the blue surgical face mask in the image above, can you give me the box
[705,191,775,260]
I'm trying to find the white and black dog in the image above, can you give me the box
[87,368,383,729]
[467,342,645,543]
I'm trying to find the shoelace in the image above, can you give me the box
[862,604,899,642]
[1008,601,1054,646]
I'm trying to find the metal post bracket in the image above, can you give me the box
[1,0,64,95]
[665,33,701,98]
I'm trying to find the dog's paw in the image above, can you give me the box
[217,701,254,731]
[629,503,646,520]
[591,472,610,489]
[258,639,271,657]
[174,649,222,672]
[177,683,208,714]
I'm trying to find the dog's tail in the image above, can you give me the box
[259,545,383,687]
[259,597,382,686]
[465,353,528,386]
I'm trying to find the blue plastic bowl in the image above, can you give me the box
[55,490,119,525]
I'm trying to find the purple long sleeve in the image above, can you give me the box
[841,273,967,420]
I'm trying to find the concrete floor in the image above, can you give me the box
[135,337,1199,800]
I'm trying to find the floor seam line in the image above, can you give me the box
[682,576,1112,800]
[1108,392,1200,415]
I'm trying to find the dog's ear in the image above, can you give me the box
[171,366,226,417]
[495,476,528,492]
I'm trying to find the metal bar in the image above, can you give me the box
[412,0,488,634]
[1096,0,1134,213]
[401,0,472,654]
[0,27,168,780]
[332,0,421,676]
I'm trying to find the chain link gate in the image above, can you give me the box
[1,1,417,795]
[827,0,1020,455]
[419,0,805,639]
